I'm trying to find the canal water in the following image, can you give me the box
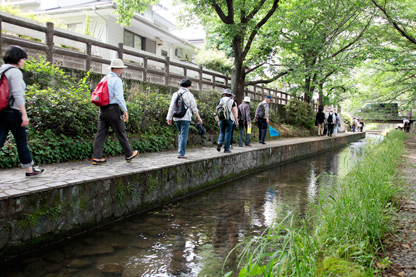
[1,137,373,277]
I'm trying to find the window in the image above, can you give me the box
[124,30,143,50]
[161,50,168,57]
[67,23,83,32]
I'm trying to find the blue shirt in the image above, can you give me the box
[107,72,128,112]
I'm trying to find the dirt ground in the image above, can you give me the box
[380,134,416,277]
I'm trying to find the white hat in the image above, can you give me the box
[243,96,251,102]
[108,59,127,69]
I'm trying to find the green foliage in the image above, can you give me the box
[285,98,315,129]
[234,130,407,276]
[195,47,233,74]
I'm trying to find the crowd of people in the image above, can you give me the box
[3,45,369,177]
[315,108,341,137]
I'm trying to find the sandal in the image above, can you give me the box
[126,150,139,163]
[92,158,106,165]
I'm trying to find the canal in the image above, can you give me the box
[1,137,373,276]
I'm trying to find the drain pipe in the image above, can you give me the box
[93,6,108,43]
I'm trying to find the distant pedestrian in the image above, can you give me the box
[255,95,272,144]
[167,78,203,158]
[216,89,238,153]
[92,59,139,165]
[0,46,45,176]
[333,112,340,136]
[229,93,237,149]
[238,96,252,146]
[315,107,325,136]
[327,111,335,137]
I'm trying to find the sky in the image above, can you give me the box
[153,0,206,40]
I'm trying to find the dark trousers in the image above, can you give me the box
[93,104,132,159]
[327,124,334,136]
[0,109,34,168]
[257,118,268,143]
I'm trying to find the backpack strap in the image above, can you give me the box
[104,74,117,102]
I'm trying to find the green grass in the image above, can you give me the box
[229,130,408,276]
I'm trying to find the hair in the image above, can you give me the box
[179,78,192,87]
[318,108,323,112]
[335,112,338,116]
[3,46,28,64]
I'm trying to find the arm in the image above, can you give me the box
[232,106,239,126]
[189,93,202,124]
[112,78,128,113]
[166,93,177,126]
[8,68,28,126]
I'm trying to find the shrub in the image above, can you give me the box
[285,98,315,129]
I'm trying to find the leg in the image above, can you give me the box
[223,120,233,151]
[93,109,110,159]
[245,123,251,145]
[238,124,244,146]
[107,107,132,157]
[218,120,225,145]
[7,110,33,168]
[0,113,9,148]
[259,118,267,143]
[175,120,190,157]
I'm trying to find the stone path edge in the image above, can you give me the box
[0,133,365,260]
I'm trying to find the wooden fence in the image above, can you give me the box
[0,11,317,108]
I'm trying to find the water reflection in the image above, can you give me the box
[1,137,371,277]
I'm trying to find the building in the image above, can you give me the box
[6,0,199,63]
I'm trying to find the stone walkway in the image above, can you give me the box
[381,134,416,277]
[0,134,352,201]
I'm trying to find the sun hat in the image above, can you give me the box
[108,59,127,69]
[243,96,251,102]
[223,88,232,95]
[265,95,273,101]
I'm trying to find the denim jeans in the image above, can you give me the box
[93,104,133,159]
[218,119,233,151]
[238,122,251,146]
[175,120,190,157]
[0,109,34,168]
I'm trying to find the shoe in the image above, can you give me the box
[177,156,186,159]
[224,150,231,153]
[239,145,244,147]
[216,144,221,152]
[230,145,233,150]
[92,158,106,165]
[245,144,252,146]
[126,150,139,162]
[260,141,266,144]
[26,166,45,177]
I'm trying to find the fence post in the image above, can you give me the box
[86,43,92,71]
[118,43,123,59]
[225,73,228,87]
[199,65,203,91]
[165,56,170,86]
[143,57,148,82]
[183,67,187,78]
[46,22,54,64]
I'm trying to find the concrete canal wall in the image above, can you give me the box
[0,133,365,259]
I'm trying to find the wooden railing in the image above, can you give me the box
[0,11,317,109]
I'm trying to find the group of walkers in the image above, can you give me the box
[166,81,273,157]
[315,108,341,137]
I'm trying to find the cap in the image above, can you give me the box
[265,95,273,101]
[179,78,192,87]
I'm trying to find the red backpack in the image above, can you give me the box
[0,67,13,111]
[90,75,116,107]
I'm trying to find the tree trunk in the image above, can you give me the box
[231,36,246,104]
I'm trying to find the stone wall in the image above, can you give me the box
[0,133,365,259]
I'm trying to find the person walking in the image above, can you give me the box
[254,95,272,144]
[92,59,139,165]
[333,112,340,136]
[238,96,252,146]
[216,89,238,153]
[327,111,335,137]
[315,107,325,136]
[0,46,45,176]
[167,78,203,158]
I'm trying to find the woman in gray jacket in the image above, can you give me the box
[0,46,44,176]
